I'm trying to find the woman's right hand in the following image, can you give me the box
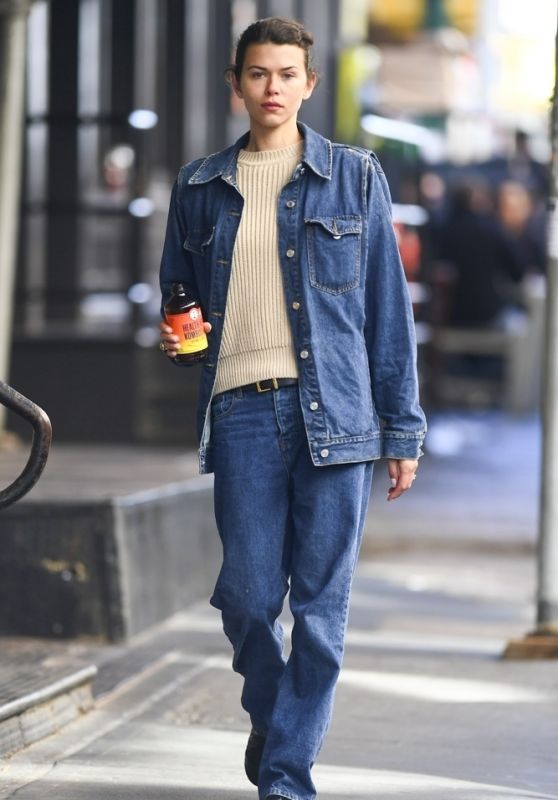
[159,320,212,358]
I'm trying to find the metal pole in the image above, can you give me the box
[0,0,32,436]
[503,10,558,657]
[537,7,558,634]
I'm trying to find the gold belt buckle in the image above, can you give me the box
[256,378,279,393]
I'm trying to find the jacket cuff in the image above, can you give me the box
[382,433,426,460]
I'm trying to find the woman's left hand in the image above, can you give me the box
[386,458,418,501]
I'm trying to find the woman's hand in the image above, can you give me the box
[386,458,418,501]
[159,320,212,358]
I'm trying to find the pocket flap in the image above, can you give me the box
[304,216,362,237]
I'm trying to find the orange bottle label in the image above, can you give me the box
[167,307,208,354]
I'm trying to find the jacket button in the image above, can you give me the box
[300,350,309,359]
[320,449,329,458]
[309,401,319,411]
[286,249,295,258]
[292,301,301,310]
[286,200,296,208]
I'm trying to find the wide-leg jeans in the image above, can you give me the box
[209,384,374,800]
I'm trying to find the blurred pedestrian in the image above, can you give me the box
[432,177,524,327]
[159,17,425,800]
[497,180,546,275]
[483,129,549,202]
[504,129,548,200]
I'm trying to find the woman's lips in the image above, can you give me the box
[262,103,282,110]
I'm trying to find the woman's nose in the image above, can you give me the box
[266,76,279,94]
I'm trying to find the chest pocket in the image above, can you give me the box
[183,227,215,256]
[305,216,362,294]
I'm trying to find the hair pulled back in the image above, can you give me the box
[227,17,317,83]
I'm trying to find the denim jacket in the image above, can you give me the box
[160,123,426,474]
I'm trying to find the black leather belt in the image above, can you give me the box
[237,378,298,394]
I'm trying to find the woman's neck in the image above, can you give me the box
[244,122,303,152]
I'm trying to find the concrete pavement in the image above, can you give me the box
[364,410,540,554]
[1,410,556,799]
[1,544,556,800]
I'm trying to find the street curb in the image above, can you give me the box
[0,665,97,758]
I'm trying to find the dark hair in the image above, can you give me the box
[227,17,317,83]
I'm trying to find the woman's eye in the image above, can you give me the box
[251,72,264,79]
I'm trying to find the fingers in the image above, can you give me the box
[159,321,212,358]
[386,458,418,502]
[159,322,180,357]
[387,459,398,483]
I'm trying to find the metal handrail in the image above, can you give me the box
[0,381,52,509]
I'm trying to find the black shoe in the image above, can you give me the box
[244,727,266,786]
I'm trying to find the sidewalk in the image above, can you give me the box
[365,410,540,553]
[1,410,554,799]
[1,545,555,799]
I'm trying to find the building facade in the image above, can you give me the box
[9,0,340,444]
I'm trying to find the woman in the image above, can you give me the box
[159,17,426,800]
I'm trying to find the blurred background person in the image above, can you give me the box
[497,179,546,275]
[431,177,524,329]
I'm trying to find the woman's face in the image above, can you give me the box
[233,43,315,135]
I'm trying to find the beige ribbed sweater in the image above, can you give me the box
[213,141,303,395]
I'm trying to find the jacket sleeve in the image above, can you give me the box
[363,154,427,459]
[159,175,199,318]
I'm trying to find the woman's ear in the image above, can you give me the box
[231,73,243,99]
[302,73,317,101]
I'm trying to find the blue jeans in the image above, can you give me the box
[209,384,374,800]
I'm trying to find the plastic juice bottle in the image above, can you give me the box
[164,282,208,365]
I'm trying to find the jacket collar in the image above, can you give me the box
[188,122,332,185]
